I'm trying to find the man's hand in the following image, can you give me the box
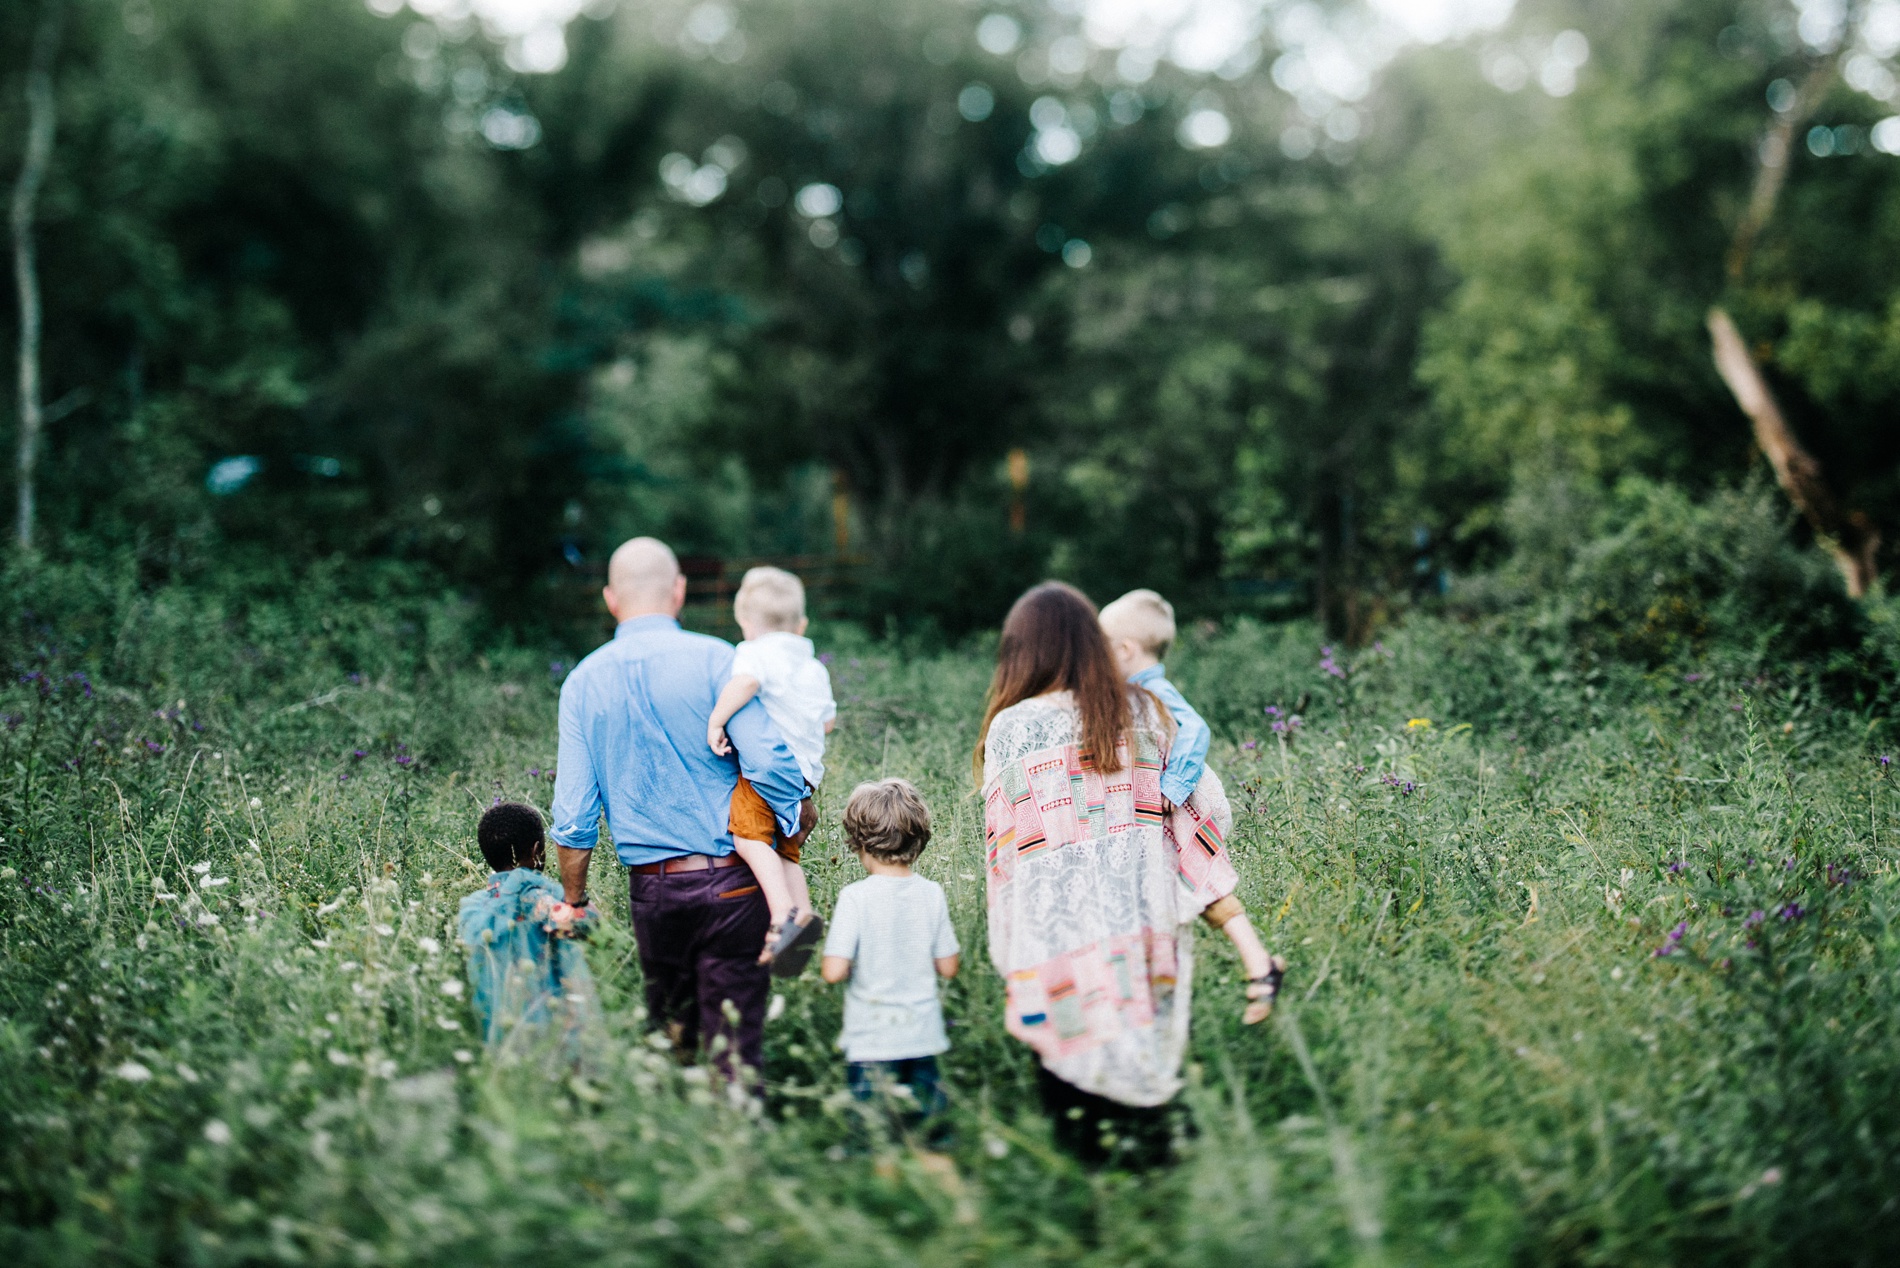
[707,721,732,756]
[790,796,818,846]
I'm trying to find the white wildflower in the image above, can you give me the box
[203,1119,233,1145]
[249,798,262,809]
[452,1049,474,1064]
[327,1048,352,1066]
[191,861,211,875]
[113,1060,153,1082]
[436,1017,461,1031]
[176,1063,199,1083]
[195,912,220,927]
[202,877,230,888]
[438,979,464,998]
[416,937,441,955]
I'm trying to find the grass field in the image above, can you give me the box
[3,587,1898,1266]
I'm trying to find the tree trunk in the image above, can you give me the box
[1708,308,1879,596]
[12,4,60,552]
[1709,49,1878,595]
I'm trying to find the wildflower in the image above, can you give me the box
[452,1049,474,1064]
[1242,739,1258,751]
[1777,903,1806,922]
[1825,863,1854,887]
[1319,646,1346,680]
[436,1017,461,1030]
[203,1119,233,1145]
[549,661,567,680]
[249,798,262,809]
[113,1060,153,1082]
[1652,920,1688,957]
[1742,910,1765,929]
[2,713,19,731]
[1406,718,1432,731]
[191,862,211,875]
[1879,755,1892,770]
[144,741,165,754]
[1265,705,1283,718]
[439,979,464,997]
[177,1063,200,1083]
[1665,861,1686,874]
[68,672,92,699]
[417,937,441,955]
[348,672,363,685]
[395,755,415,768]
[1683,673,1703,683]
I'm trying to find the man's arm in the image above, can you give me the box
[724,696,806,839]
[549,678,604,904]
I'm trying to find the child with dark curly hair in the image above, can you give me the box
[457,801,599,1047]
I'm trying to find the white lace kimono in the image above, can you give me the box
[981,692,1237,1106]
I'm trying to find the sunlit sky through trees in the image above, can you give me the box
[401,0,1523,79]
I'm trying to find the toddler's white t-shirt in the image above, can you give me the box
[731,631,836,787]
[823,874,959,1063]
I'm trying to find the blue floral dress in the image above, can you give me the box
[457,869,597,1045]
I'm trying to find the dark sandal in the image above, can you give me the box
[769,910,826,979]
[1243,957,1287,1025]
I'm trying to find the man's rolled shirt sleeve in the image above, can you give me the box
[549,676,603,851]
[726,696,806,838]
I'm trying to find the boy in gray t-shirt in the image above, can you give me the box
[821,778,960,1122]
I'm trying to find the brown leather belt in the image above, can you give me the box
[630,854,745,876]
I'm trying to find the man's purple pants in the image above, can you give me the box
[627,863,770,1086]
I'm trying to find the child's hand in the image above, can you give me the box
[707,722,732,756]
[548,900,596,938]
[1161,795,1177,814]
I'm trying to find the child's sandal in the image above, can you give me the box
[768,908,827,979]
[1242,956,1287,1025]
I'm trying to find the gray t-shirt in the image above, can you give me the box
[823,874,960,1063]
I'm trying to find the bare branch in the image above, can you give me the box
[12,2,62,552]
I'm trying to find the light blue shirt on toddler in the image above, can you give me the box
[823,874,960,1063]
[1129,662,1211,806]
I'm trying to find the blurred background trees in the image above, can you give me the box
[4,0,1900,641]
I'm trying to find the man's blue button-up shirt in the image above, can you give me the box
[550,615,806,866]
[1130,662,1210,807]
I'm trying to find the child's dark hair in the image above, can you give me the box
[841,779,932,865]
[478,801,546,871]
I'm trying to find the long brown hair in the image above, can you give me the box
[975,581,1143,782]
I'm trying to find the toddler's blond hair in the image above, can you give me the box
[1099,589,1176,659]
[842,778,933,865]
[733,566,806,632]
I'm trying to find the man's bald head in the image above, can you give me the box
[603,537,685,621]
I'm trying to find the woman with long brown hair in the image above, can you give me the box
[976,582,1280,1165]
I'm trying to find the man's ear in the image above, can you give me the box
[668,573,688,616]
[602,585,621,621]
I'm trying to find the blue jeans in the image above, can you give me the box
[846,1055,947,1122]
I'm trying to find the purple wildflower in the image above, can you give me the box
[1242,740,1258,751]
[337,772,350,785]
[68,672,92,699]
[528,767,541,778]
[1742,910,1766,929]
[1778,903,1806,922]
[395,755,415,768]
[144,740,165,754]
[2,713,20,731]
[1652,920,1689,958]
[549,661,567,680]
[1784,858,1797,872]
[1319,646,1346,680]
[1826,863,1854,887]
[348,672,363,685]
[1879,755,1892,770]
[819,652,834,665]
[1666,861,1686,874]
[1683,672,1703,683]
[351,749,367,760]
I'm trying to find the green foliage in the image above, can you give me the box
[3,566,1900,1263]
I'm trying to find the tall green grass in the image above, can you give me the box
[2,569,1897,1265]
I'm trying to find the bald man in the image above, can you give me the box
[550,537,808,1086]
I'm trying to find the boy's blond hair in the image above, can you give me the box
[1099,589,1177,658]
[733,565,806,632]
[842,778,932,864]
